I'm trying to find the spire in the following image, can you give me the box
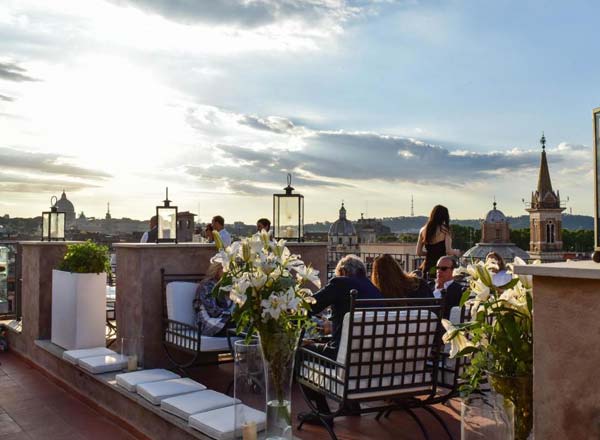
[339,201,346,220]
[540,132,546,150]
[537,133,554,196]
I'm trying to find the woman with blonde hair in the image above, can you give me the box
[416,205,461,278]
[371,254,432,299]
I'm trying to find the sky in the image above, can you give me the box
[0,0,598,223]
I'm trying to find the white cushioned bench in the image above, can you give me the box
[137,378,207,405]
[161,389,239,421]
[78,353,129,374]
[115,369,181,392]
[63,347,115,365]
[189,404,266,440]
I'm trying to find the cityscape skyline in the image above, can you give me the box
[1,1,598,222]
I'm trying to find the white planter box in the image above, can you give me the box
[51,269,107,350]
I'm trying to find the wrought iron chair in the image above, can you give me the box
[161,269,237,375]
[296,292,451,440]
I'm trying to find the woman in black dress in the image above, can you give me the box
[416,205,460,278]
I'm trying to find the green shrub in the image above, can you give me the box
[58,241,111,274]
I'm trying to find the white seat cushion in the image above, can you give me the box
[115,369,181,392]
[63,347,116,365]
[189,404,266,440]
[330,309,437,396]
[161,390,239,421]
[166,281,199,326]
[165,327,235,352]
[78,354,128,374]
[137,378,206,405]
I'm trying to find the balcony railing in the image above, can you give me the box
[0,241,20,320]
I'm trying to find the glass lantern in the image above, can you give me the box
[41,196,65,241]
[156,187,178,243]
[273,174,304,242]
[594,107,600,262]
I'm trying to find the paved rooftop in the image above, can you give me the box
[187,362,462,440]
[0,351,139,440]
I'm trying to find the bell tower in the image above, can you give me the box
[526,133,565,261]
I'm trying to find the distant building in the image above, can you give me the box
[355,213,392,244]
[55,190,76,226]
[463,202,529,262]
[177,211,196,242]
[526,134,565,261]
[328,203,358,252]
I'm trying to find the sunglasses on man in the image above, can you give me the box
[435,266,453,271]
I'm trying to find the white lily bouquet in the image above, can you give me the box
[442,257,534,440]
[210,230,320,438]
[442,257,533,392]
[210,230,320,339]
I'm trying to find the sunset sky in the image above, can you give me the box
[1,0,598,223]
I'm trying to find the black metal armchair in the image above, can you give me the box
[161,269,237,375]
[296,292,452,440]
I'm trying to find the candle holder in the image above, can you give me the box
[233,339,265,439]
[120,336,144,372]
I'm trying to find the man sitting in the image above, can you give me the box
[299,254,382,425]
[432,256,465,317]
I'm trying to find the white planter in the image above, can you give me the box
[51,269,107,350]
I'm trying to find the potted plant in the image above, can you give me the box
[211,231,319,440]
[51,240,111,350]
[442,257,534,440]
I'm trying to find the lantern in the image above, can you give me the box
[593,107,600,262]
[41,196,65,241]
[273,174,304,242]
[156,187,178,243]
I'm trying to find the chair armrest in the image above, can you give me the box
[297,346,345,369]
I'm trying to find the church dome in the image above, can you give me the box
[485,202,506,223]
[329,203,356,236]
[55,191,76,223]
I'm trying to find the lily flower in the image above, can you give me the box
[295,265,321,289]
[441,319,475,358]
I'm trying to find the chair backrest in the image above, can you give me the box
[160,270,205,325]
[336,295,444,398]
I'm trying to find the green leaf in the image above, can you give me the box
[456,346,479,357]
[459,289,472,307]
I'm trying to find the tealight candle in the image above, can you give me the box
[242,421,257,440]
[127,354,138,372]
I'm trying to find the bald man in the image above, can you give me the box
[433,256,465,316]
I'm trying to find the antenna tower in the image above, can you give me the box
[410,195,414,217]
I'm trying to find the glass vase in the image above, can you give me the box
[259,331,298,440]
[488,373,533,440]
[233,339,265,440]
[461,392,514,439]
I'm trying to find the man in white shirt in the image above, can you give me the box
[432,256,464,317]
[211,215,231,247]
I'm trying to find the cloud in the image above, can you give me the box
[181,106,588,196]
[238,115,298,134]
[0,147,111,181]
[0,171,101,194]
[0,62,38,82]
[110,0,360,29]
[0,94,14,102]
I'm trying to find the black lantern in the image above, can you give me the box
[593,107,600,262]
[156,187,178,243]
[41,195,65,241]
[273,173,304,242]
